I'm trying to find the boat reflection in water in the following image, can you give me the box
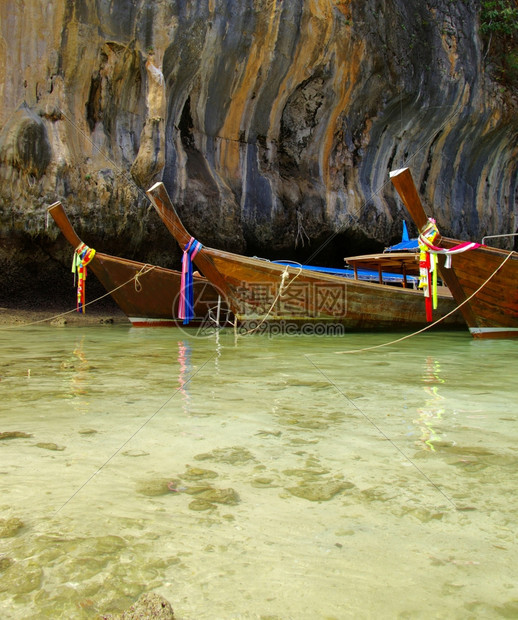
[59,336,91,414]
[415,356,446,452]
[177,341,192,415]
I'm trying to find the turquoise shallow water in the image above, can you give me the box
[0,323,517,619]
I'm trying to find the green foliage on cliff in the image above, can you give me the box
[481,0,518,36]
[480,0,518,86]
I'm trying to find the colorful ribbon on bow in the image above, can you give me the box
[418,218,481,321]
[72,242,96,313]
[418,242,437,322]
[419,219,481,266]
[179,237,202,324]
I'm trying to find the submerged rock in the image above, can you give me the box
[286,480,353,502]
[102,592,175,619]
[194,446,255,465]
[181,466,218,480]
[251,477,276,488]
[188,499,216,511]
[183,485,213,495]
[122,450,150,458]
[0,517,24,538]
[0,556,14,572]
[35,442,65,451]
[197,487,240,505]
[92,535,127,555]
[0,431,32,440]
[136,479,179,497]
[183,486,240,505]
[0,561,42,595]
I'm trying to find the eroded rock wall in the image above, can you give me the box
[0,0,516,302]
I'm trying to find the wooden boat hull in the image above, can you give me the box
[47,202,227,327]
[86,253,225,327]
[146,182,465,331]
[434,240,518,338]
[207,247,465,329]
[390,167,518,339]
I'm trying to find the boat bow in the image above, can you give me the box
[389,168,430,233]
[47,202,82,248]
[389,167,518,338]
[146,182,229,294]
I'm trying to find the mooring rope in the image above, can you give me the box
[132,263,156,292]
[333,250,515,354]
[0,265,156,330]
[238,263,303,336]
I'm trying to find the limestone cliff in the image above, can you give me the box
[0,0,517,304]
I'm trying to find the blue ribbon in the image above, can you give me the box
[179,238,202,324]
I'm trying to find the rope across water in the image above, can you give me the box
[333,250,516,354]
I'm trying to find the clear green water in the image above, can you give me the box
[0,324,517,619]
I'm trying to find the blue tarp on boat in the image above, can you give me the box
[273,261,418,285]
[385,221,419,251]
[273,222,419,285]
[385,238,419,251]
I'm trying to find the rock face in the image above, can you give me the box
[0,1,516,302]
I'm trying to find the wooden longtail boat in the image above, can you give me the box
[390,167,518,339]
[47,201,228,327]
[146,182,464,331]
